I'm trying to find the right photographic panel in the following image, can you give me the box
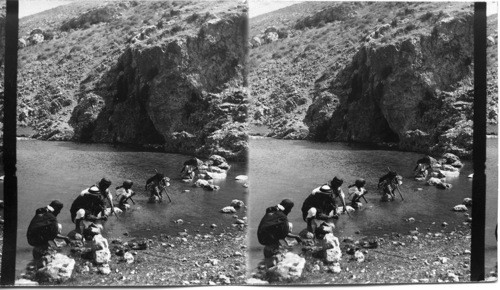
[247,0,498,285]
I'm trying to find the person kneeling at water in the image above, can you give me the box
[348,179,368,209]
[257,199,302,258]
[116,180,135,211]
[302,177,347,234]
[27,200,71,259]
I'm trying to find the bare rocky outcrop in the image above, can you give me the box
[70,10,248,160]
[306,12,474,157]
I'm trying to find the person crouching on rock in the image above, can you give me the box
[116,180,135,211]
[146,172,170,203]
[302,176,347,234]
[257,199,302,258]
[348,179,368,209]
[70,180,111,236]
[27,200,71,260]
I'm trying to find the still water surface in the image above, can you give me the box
[13,140,248,275]
[248,137,497,273]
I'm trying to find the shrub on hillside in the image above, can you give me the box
[61,6,117,31]
[419,11,434,21]
[186,12,199,23]
[404,23,417,32]
[171,25,183,34]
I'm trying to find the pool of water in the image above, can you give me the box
[11,140,248,275]
[247,137,497,274]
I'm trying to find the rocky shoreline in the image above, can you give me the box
[249,218,497,285]
[15,215,247,286]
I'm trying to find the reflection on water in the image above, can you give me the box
[15,140,247,275]
[248,137,496,273]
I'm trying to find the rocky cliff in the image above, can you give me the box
[70,6,248,160]
[248,2,493,158]
[307,12,474,157]
[15,1,248,161]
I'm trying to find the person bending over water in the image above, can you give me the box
[27,200,71,259]
[302,176,347,234]
[146,173,170,203]
[116,180,135,211]
[71,178,113,236]
[348,179,368,209]
[257,199,302,258]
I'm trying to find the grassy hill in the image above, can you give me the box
[248,2,496,146]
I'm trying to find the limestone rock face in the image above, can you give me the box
[36,253,76,283]
[307,12,474,157]
[70,10,248,160]
[266,252,306,282]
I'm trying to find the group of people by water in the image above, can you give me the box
[25,155,231,261]
[26,172,171,259]
[257,169,404,257]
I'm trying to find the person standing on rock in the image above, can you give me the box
[302,176,347,234]
[27,200,71,259]
[348,179,368,209]
[257,199,302,258]
[70,178,113,235]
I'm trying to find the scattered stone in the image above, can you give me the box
[246,278,269,284]
[463,198,472,206]
[453,204,468,212]
[98,264,111,275]
[15,279,39,286]
[234,219,245,225]
[442,222,448,227]
[230,199,245,208]
[354,251,365,262]
[175,219,184,224]
[439,257,449,264]
[408,217,415,223]
[210,224,217,228]
[235,175,248,181]
[123,252,134,264]
[220,206,236,213]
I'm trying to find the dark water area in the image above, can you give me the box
[11,140,248,276]
[247,137,497,274]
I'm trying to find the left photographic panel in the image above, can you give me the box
[4,0,249,286]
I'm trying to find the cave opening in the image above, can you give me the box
[135,84,165,145]
[378,116,400,143]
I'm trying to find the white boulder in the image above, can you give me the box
[220,206,236,213]
[267,252,306,281]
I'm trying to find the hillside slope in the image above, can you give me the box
[16,0,248,160]
[248,1,496,158]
